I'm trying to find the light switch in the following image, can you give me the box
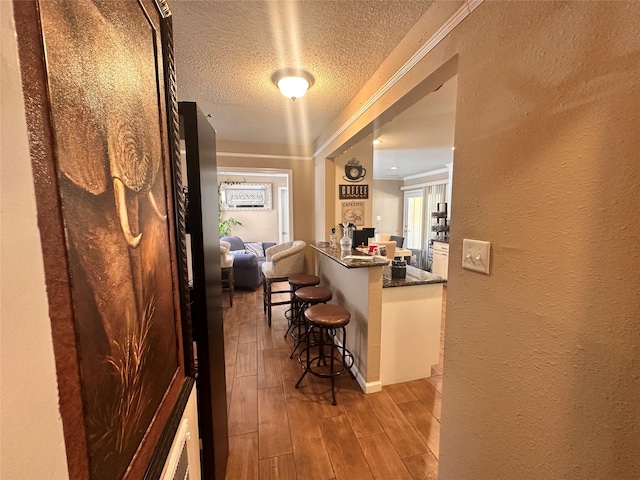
[462,239,491,274]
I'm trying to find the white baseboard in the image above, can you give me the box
[334,336,382,394]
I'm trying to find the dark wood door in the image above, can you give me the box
[179,101,229,479]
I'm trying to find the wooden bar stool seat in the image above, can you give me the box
[285,274,321,337]
[294,285,332,304]
[289,285,332,358]
[295,303,354,405]
[289,273,321,289]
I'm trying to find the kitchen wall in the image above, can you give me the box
[314,1,640,478]
[372,179,403,236]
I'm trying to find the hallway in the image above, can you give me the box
[222,286,445,479]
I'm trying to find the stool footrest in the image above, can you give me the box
[295,323,352,405]
[263,275,294,326]
[296,348,353,377]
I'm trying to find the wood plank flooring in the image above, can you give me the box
[223,285,446,480]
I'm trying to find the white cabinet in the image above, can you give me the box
[432,241,449,279]
[381,282,444,385]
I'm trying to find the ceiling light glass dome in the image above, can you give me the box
[271,68,315,101]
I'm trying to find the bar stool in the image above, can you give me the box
[295,303,353,405]
[261,241,306,327]
[285,274,320,338]
[289,285,332,359]
[221,266,234,307]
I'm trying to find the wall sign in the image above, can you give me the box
[339,184,369,199]
[221,183,272,210]
[341,201,365,226]
[343,157,367,182]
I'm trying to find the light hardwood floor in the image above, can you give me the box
[223,285,446,480]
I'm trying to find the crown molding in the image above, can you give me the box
[404,167,449,181]
[313,0,483,159]
[217,152,312,161]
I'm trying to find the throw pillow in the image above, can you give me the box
[232,249,248,255]
[244,242,264,257]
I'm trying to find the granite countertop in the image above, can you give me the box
[311,243,389,268]
[382,264,447,288]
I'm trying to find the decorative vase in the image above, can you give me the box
[340,222,352,252]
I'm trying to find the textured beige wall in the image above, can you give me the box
[0,3,69,477]
[315,1,640,478]
[439,3,640,478]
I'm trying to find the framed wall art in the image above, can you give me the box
[220,182,273,210]
[14,0,192,478]
[341,201,365,226]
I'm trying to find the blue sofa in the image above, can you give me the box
[221,236,276,290]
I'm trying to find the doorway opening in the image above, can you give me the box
[277,186,290,243]
[373,74,457,273]
[217,168,293,244]
[328,65,459,472]
[403,188,424,267]
[401,179,449,271]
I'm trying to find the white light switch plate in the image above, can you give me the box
[462,239,491,274]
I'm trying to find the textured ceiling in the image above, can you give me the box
[172,0,433,148]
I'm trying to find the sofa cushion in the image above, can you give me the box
[219,236,274,289]
[220,235,245,251]
[244,241,265,257]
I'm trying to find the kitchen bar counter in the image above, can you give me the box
[312,243,445,287]
[311,242,444,392]
[311,243,389,268]
[383,265,446,288]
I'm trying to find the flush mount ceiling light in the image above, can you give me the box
[271,67,315,101]
[372,138,382,145]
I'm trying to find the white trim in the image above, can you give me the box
[313,0,482,159]
[218,167,291,177]
[445,162,454,218]
[362,379,383,394]
[400,179,448,191]
[468,0,484,14]
[333,336,383,394]
[403,167,449,181]
[218,151,312,161]
[351,363,382,394]
[160,419,190,480]
[277,186,290,243]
